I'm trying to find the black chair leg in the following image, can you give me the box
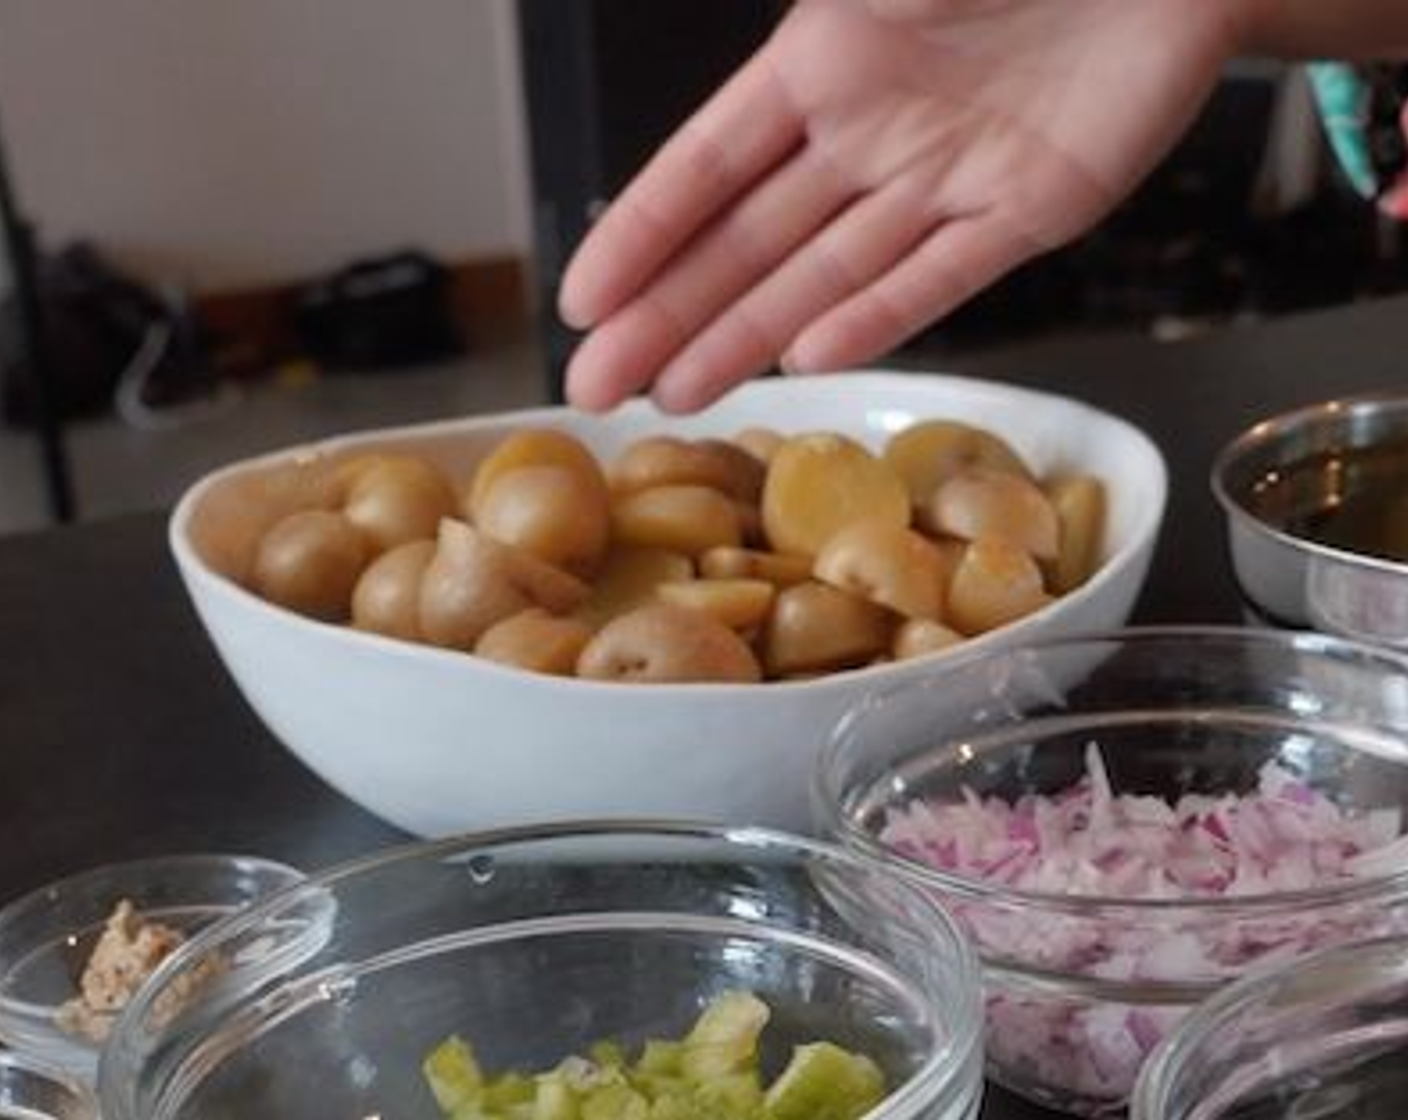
[0,112,76,524]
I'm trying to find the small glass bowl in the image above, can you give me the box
[1132,935,1408,1119]
[99,822,985,1120]
[815,627,1408,1116]
[0,1052,97,1120]
[0,853,307,1083]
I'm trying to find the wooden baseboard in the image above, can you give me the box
[194,254,532,368]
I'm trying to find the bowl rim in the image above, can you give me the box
[0,1048,100,1118]
[167,369,1169,696]
[0,853,305,1043]
[1210,390,1408,578]
[1129,932,1408,1119]
[99,820,985,1120]
[816,623,1408,916]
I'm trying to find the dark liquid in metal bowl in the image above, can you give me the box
[1250,441,1408,564]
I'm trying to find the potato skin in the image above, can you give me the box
[475,609,594,677]
[610,485,742,556]
[946,537,1052,635]
[762,433,910,558]
[252,509,369,622]
[474,464,610,578]
[812,518,947,621]
[466,428,607,522]
[576,604,762,684]
[883,419,1033,506]
[418,520,587,651]
[343,456,458,553]
[761,581,894,677]
[352,539,436,640]
[609,435,765,503]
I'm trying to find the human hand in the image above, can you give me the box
[559,0,1264,412]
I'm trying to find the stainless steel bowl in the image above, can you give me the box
[1211,393,1408,648]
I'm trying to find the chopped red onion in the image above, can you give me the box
[880,745,1408,1108]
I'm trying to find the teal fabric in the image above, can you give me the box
[1307,62,1378,199]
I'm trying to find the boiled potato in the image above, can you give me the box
[761,581,894,676]
[474,609,594,677]
[656,578,775,631]
[577,603,762,684]
[893,618,964,661]
[609,435,765,503]
[252,509,369,622]
[946,538,1052,635]
[1046,473,1107,593]
[731,427,785,465]
[418,520,587,651]
[474,464,610,578]
[884,420,1033,506]
[351,539,435,640]
[762,433,910,557]
[813,518,947,621]
[466,428,607,522]
[923,467,1061,561]
[574,546,695,630]
[699,546,812,588]
[611,485,742,555]
[343,456,458,553]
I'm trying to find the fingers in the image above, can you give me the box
[558,47,804,331]
[647,173,944,412]
[783,212,1041,372]
[564,148,855,411]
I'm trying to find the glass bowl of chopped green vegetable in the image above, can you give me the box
[97,822,984,1120]
[815,626,1408,1116]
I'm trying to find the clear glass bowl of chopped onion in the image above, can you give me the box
[815,626,1408,1116]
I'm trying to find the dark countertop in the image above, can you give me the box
[3,294,1407,1118]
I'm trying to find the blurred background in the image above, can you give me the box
[1,0,1403,534]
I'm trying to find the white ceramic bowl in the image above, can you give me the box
[168,371,1167,837]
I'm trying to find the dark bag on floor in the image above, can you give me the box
[0,243,169,426]
[294,250,463,371]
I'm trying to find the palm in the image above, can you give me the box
[560,0,1248,411]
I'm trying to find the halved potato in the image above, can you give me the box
[883,419,1033,506]
[946,537,1051,635]
[577,603,762,683]
[813,518,947,621]
[923,467,1060,561]
[761,581,894,676]
[762,433,909,557]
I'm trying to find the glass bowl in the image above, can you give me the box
[0,1052,97,1120]
[0,854,307,1083]
[98,822,985,1120]
[1132,935,1408,1120]
[815,627,1408,1116]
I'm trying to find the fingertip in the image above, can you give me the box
[557,265,602,331]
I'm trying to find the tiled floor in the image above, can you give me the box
[0,339,549,535]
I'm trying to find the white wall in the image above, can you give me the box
[0,0,531,292]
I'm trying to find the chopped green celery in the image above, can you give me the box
[580,1081,649,1120]
[763,1042,886,1120]
[485,1073,536,1110]
[425,1035,484,1112]
[533,1075,579,1120]
[589,1040,627,1070]
[680,991,769,1081]
[695,1070,764,1115]
[636,1040,683,1077]
[424,993,886,1120]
